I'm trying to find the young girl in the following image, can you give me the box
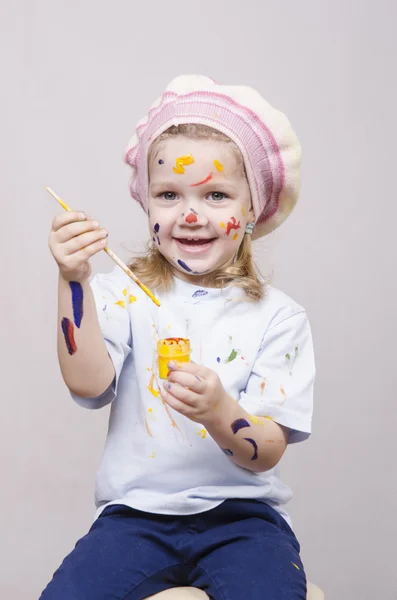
[42,75,315,600]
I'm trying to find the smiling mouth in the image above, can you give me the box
[175,237,216,246]
[174,237,216,253]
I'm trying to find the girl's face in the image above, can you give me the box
[148,136,252,285]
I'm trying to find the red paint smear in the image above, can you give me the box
[225,217,241,236]
[62,318,77,355]
[185,212,198,224]
[190,172,213,187]
[67,321,77,353]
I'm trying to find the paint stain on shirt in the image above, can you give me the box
[115,300,125,308]
[280,385,287,403]
[145,418,153,437]
[192,289,208,298]
[225,349,238,363]
[197,429,207,439]
[147,373,160,398]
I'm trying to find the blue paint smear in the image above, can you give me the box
[156,235,161,245]
[231,418,250,435]
[222,448,233,456]
[244,437,258,460]
[192,289,208,298]
[154,223,160,233]
[69,281,83,328]
[178,259,192,272]
[177,260,209,275]
[217,357,221,363]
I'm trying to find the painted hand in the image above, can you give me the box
[162,361,229,424]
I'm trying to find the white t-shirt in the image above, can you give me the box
[72,267,315,527]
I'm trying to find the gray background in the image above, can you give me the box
[1,1,396,598]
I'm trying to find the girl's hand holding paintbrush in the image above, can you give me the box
[49,211,108,283]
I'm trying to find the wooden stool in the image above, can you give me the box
[146,581,325,599]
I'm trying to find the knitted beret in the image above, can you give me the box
[124,75,301,239]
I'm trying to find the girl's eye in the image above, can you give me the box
[161,192,177,201]
[208,192,227,201]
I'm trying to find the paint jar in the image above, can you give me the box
[158,338,191,379]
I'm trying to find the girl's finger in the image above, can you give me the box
[161,388,192,416]
[168,360,208,380]
[55,219,101,243]
[167,370,203,393]
[62,238,108,265]
[162,380,198,406]
[51,211,87,232]
[62,229,108,255]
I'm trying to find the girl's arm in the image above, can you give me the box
[49,210,115,398]
[203,397,288,472]
[57,274,115,398]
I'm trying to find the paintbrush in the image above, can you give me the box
[45,186,160,307]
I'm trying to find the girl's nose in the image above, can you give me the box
[177,205,208,227]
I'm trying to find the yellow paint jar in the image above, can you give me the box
[158,338,191,379]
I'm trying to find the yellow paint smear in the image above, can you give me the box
[242,206,246,216]
[150,452,156,458]
[220,222,226,229]
[148,408,153,413]
[214,159,224,172]
[173,154,194,174]
[115,300,125,308]
[232,233,238,241]
[129,295,137,304]
[197,429,207,439]
[147,373,160,398]
[122,288,128,296]
[291,562,300,571]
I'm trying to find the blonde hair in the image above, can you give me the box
[128,124,266,301]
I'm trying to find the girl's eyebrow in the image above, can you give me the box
[150,181,176,190]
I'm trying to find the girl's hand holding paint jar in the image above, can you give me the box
[48,211,108,282]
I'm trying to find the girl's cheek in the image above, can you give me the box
[218,215,243,239]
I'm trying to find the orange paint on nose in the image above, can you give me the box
[185,213,198,224]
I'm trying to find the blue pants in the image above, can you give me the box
[40,499,306,599]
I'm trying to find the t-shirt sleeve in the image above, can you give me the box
[239,310,315,443]
[71,269,132,409]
